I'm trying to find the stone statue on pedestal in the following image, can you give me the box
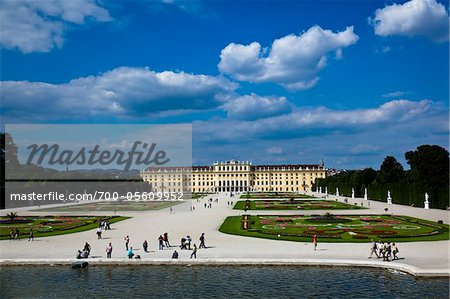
[387,191,392,205]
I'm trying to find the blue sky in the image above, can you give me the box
[1,0,449,169]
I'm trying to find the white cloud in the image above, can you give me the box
[0,0,112,53]
[266,146,283,155]
[158,0,202,12]
[370,0,449,42]
[381,46,391,53]
[1,67,237,120]
[194,99,437,142]
[218,25,359,91]
[221,93,292,120]
[193,99,448,168]
[382,91,408,98]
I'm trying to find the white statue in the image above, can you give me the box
[387,191,392,205]
[319,186,322,194]
[424,192,429,209]
[325,187,328,194]
[364,188,368,200]
[336,187,339,196]
[351,188,355,199]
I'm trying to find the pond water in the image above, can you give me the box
[0,265,448,298]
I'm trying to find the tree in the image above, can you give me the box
[405,145,449,189]
[1,133,19,166]
[6,212,18,222]
[377,156,404,183]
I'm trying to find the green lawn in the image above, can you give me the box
[219,214,449,243]
[234,199,365,210]
[0,215,129,240]
[240,192,314,199]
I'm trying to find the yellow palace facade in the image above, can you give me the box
[140,160,326,193]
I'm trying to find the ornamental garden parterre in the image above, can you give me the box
[220,194,449,243]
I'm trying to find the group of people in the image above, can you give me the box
[158,232,171,250]
[95,220,112,239]
[76,242,91,259]
[8,228,34,241]
[369,240,400,261]
[9,229,20,240]
[99,220,111,230]
[86,232,206,259]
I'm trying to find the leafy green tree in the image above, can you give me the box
[377,156,404,183]
[405,145,449,189]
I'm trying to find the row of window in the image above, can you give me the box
[151,180,315,187]
[191,187,307,192]
[215,165,250,171]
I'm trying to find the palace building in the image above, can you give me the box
[140,160,326,193]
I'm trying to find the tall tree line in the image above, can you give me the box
[314,145,449,210]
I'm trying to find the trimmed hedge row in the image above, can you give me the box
[315,180,449,210]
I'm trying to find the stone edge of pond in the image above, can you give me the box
[0,258,448,277]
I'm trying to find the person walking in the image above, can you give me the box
[369,240,378,258]
[84,242,91,254]
[143,240,148,253]
[190,244,197,259]
[186,236,192,250]
[28,229,34,241]
[199,233,206,249]
[312,234,318,251]
[381,242,388,261]
[158,235,164,250]
[106,242,113,258]
[392,243,399,260]
[163,232,171,247]
[124,235,130,251]
[96,227,102,239]
[378,242,384,259]
[386,242,392,261]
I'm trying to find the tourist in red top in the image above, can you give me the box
[313,234,318,251]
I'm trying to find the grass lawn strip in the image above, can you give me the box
[234,199,365,210]
[0,215,129,240]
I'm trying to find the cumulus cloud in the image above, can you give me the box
[193,99,448,168]
[1,67,237,120]
[194,99,439,142]
[218,25,359,91]
[0,0,112,53]
[221,93,292,120]
[370,0,449,42]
